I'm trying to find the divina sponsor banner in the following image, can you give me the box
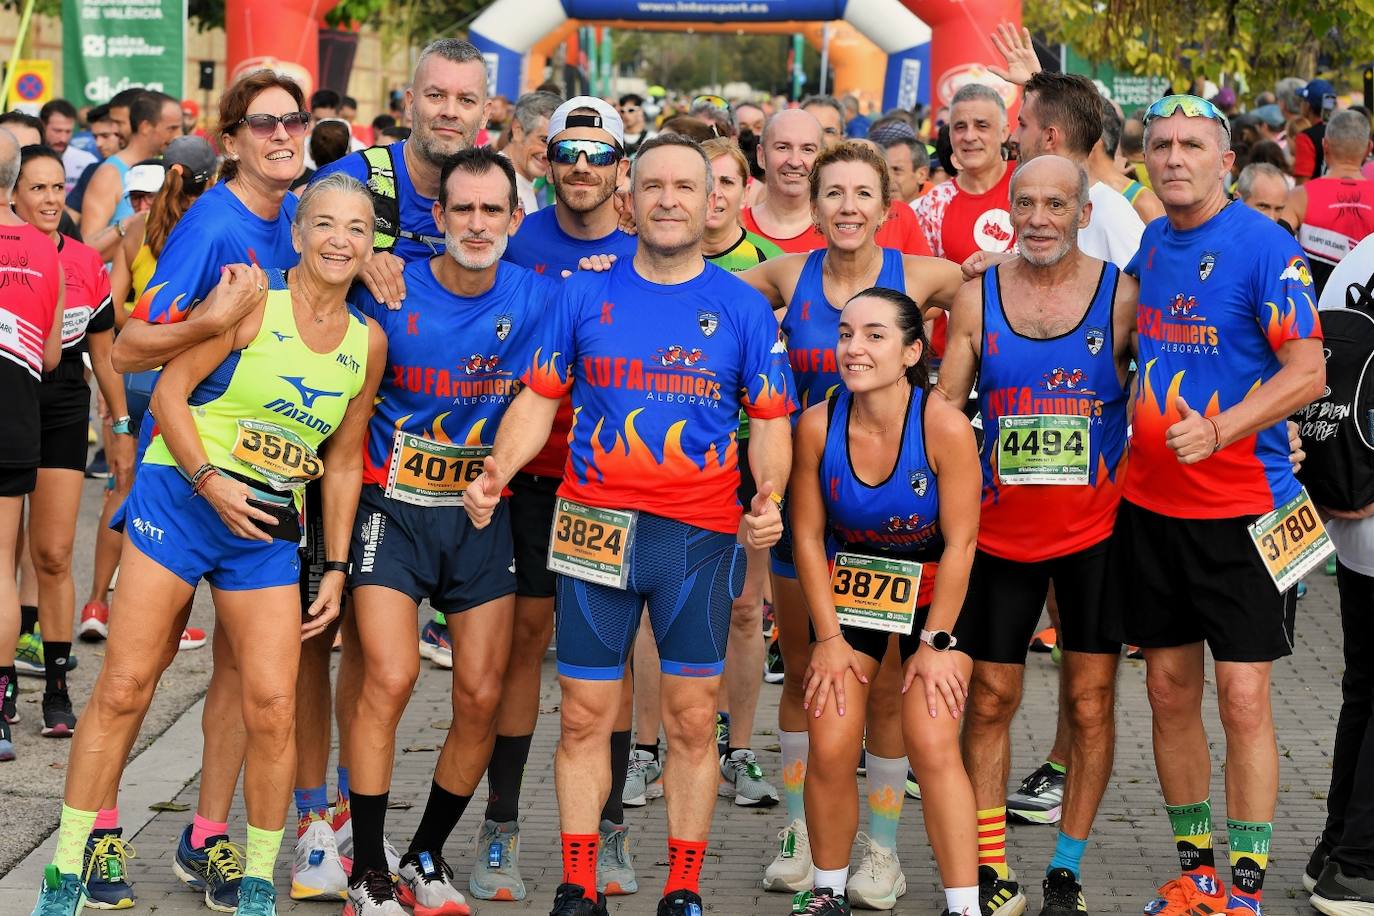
[62,0,186,106]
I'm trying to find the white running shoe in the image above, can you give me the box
[343,869,406,916]
[845,833,907,910]
[718,749,780,807]
[396,849,471,915]
[763,818,813,893]
[290,816,348,900]
[622,749,663,807]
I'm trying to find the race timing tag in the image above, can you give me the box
[231,419,323,490]
[1247,488,1334,593]
[997,414,1091,485]
[384,431,489,507]
[830,552,922,635]
[546,498,637,590]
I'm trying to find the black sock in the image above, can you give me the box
[347,790,389,880]
[635,741,659,763]
[484,733,534,824]
[20,606,37,635]
[408,780,472,856]
[43,642,71,695]
[600,730,632,825]
[1,666,15,704]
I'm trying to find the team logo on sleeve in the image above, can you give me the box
[1280,256,1313,287]
[1084,326,1105,356]
[909,470,929,497]
[495,314,512,340]
[1198,251,1218,281]
[698,310,719,337]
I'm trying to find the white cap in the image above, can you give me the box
[548,96,625,148]
[124,163,165,196]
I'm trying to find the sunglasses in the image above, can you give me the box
[620,105,641,114]
[548,138,622,167]
[239,111,311,139]
[1143,94,1231,139]
[692,94,731,113]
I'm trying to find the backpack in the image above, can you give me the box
[361,146,443,255]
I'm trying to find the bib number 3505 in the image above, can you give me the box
[831,552,922,635]
[231,419,322,490]
[547,499,637,590]
[1247,488,1334,593]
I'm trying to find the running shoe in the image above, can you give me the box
[470,818,525,901]
[793,888,852,915]
[1140,876,1226,916]
[549,883,609,915]
[171,830,244,913]
[598,819,636,895]
[232,876,276,916]
[344,869,405,916]
[42,690,76,738]
[0,717,14,761]
[16,632,45,676]
[764,638,785,683]
[1006,762,1064,825]
[623,749,663,807]
[1125,646,1145,660]
[846,833,906,910]
[173,825,209,889]
[85,449,109,479]
[764,819,813,893]
[719,749,779,806]
[418,620,453,670]
[762,600,776,637]
[715,711,731,758]
[79,601,110,641]
[1311,860,1374,915]
[30,864,86,915]
[657,888,704,915]
[978,865,1027,916]
[1039,868,1087,915]
[1297,581,1309,599]
[1029,627,1057,653]
[290,815,347,900]
[180,627,208,651]
[1327,555,1339,576]
[1304,839,1331,893]
[396,849,471,915]
[3,670,18,723]
[904,768,921,800]
[83,828,136,910]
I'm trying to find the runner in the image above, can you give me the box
[1112,94,1325,916]
[472,96,639,905]
[790,286,981,916]
[79,91,181,261]
[465,132,795,916]
[938,155,1138,916]
[28,174,384,916]
[340,147,555,916]
[1094,105,1166,224]
[1285,109,1374,295]
[1235,163,1290,222]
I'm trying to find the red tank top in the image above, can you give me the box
[1298,177,1374,269]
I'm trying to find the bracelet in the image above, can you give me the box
[816,632,842,644]
[1205,415,1223,453]
[191,464,219,495]
[322,560,350,575]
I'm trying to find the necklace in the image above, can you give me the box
[852,409,890,436]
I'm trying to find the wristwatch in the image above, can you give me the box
[111,416,132,435]
[919,628,957,652]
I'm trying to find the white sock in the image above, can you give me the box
[779,729,809,823]
[863,752,909,846]
[945,885,979,915]
[815,866,849,894]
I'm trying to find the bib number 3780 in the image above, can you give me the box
[1247,488,1334,593]
[547,499,637,589]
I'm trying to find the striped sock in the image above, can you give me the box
[977,806,1008,879]
[1226,819,1271,912]
[1165,799,1218,892]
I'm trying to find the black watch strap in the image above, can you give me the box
[323,560,351,575]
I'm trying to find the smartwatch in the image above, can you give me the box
[323,560,351,575]
[919,628,957,652]
[111,416,132,435]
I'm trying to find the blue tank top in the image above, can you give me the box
[975,262,1128,562]
[781,247,906,413]
[108,156,134,224]
[819,386,943,605]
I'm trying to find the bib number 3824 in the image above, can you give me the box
[384,431,488,507]
[831,553,922,635]
[546,499,637,590]
[1247,488,1334,593]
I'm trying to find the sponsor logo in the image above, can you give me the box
[935,62,1020,109]
[495,313,512,340]
[1085,326,1105,356]
[1198,251,1217,281]
[360,511,385,573]
[698,309,719,337]
[271,330,293,342]
[279,376,343,409]
[975,209,1015,252]
[131,516,164,543]
[336,352,361,373]
[653,345,708,369]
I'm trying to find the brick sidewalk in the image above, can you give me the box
[8,571,1349,915]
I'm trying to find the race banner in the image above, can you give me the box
[62,0,186,106]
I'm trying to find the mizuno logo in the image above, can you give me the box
[279,376,343,408]
[272,331,293,342]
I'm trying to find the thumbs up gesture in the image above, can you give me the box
[465,455,504,528]
[1165,396,1222,465]
[744,480,784,549]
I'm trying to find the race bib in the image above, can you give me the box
[1248,488,1334,592]
[231,419,322,490]
[997,414,1090,485]
[546,498,636,589]
[831,553,921,635]
[384,431,489,507]
[61,305,94,345]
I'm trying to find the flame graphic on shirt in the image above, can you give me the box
[577,409,736,486]
[1263,295,1319,353]
[524,346,570,396]
[747,372,796,418]
[132,282,191,324]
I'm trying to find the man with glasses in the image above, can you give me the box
[1111,94,1325,916]
[618,93,653,157]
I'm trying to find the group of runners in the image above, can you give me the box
[3,28,1335,916]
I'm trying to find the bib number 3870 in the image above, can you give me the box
[1247,488,1334,593]
[831,553,922,635]
[546,499,637,589]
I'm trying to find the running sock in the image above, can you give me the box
[600,729,631,826]
[977,806,1009,879]
[43,641,72,694]
[864,753,908,851]
[294,785,329,823]
[779,729,809,823]
[191,814,229,850]
[561,832,599,900]
[407,780,472,855]
[335,765,350,805]
[1049,831,1088,878]
[635,741,660,764]
[945,885,980,915]
[814,866,849,894]
[432,611,447,628]
[1226,819,1272,911]
[93,807,119,832]
[244,823,284,881]
[484,733,534,824]
[20,605,37,635]
[1,666,16,703]
[347,790,389,878]
[664,837,708,895]
[1165,799,1217,891]
[52,804,97,874]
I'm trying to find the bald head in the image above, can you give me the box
[763,107,822,147]
[1011,154,1089,208]
[0,128,20,195]
[1009,155,1090,268]
[759,108,823,199]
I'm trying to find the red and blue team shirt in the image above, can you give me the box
[354,258,559,487]
[524,258,796,534]
[1125,201,1322,519]
[132,182,299,325]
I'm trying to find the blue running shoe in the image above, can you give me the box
[83,829,136,909]
[173,827,243,912]
[173,824,208,890]
[31,864,86,915]
[233,876,276,915]
[418,620,452,669]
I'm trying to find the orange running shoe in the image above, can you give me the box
[1142,875,1227,916]
[1029,627,1057,652]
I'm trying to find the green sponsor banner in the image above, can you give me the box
[62,0,185,106]
[1063,46,1170,114]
